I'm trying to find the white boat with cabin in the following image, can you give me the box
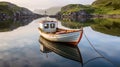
[38,20,83,46]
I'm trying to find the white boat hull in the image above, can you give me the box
[38,28,83,46]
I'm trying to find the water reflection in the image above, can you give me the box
[0,17,119,67]
[0,18,34,32]
[58,18,120,36]
[91,19,120,36]
[58,18,97,29]
[39,36,83,64]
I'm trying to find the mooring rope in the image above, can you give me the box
[83,32,118,67]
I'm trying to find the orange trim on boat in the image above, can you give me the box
[75,29,83,46]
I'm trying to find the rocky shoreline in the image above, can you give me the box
[55,11,120,20]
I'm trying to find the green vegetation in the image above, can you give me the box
[59,4,94,15]
[58,0,120,15]
[0,2,35,32]
[92,0,120,9]
[0,2,20,11]
[91,19,120,36]
[0,2,21,16]
[57,0,120,36]
[0,2,34,18]
[92,0,120,14]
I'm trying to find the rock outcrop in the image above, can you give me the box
[0,2,41,20]
[55,4,92,21]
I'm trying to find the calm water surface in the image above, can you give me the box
[0,18,120,67]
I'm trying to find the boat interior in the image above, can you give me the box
[39,27,82,34]
[55,28,81,34]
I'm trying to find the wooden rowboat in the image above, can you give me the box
[38,20,83,46]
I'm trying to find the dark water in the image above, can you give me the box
[0,18,120,67]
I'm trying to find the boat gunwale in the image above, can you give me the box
[38,27,83,35]
[39,20,58,23]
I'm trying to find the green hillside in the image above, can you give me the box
[57,0,120,15]
[0,2,21,16]
[92,0,120,14]
[92,0,120,9]
[59,4,94,15]
[0,2,34,18]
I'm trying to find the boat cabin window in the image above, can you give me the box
[50,23,55,28]
[44,24,49,29]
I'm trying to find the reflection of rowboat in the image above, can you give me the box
[38,21,83,46]
[39,36,83,64]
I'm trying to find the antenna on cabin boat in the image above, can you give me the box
[45,11,47,16]
[44,11,48,20]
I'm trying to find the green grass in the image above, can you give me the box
[60,4,94,15]
[92,0,120,14]
[58,1,120,15]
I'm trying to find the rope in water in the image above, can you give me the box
[83,32,118,67]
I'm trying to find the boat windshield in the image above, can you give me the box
[44,24,49,29]
[50,23,55,28]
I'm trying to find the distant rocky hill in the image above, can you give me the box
[56,4,92,20]
[34,7,61,15]
[0,2,41,20]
